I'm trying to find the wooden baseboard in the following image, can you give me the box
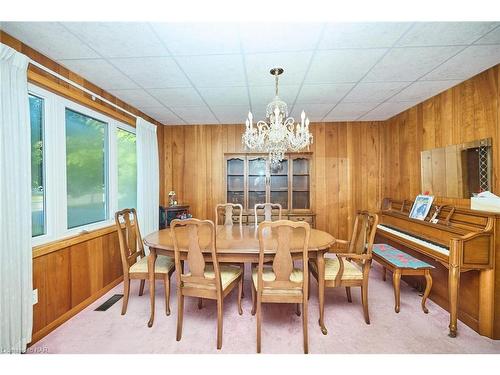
[29,276,123,346]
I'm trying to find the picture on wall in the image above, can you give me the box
[409,194,434,220]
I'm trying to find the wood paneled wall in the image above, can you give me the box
[157,121,384,238]
[378,65,500,338]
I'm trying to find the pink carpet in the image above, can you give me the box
[29,263,500,354]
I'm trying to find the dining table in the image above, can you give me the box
[143,224,336,334]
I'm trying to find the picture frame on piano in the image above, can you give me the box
[409,194,434,220]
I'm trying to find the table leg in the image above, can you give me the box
[393,269,401,313]
[147,249,157,328]
[317,251,327,335]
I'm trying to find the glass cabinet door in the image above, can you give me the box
[226,157,244,206]
[269,158,289,209]
[247,156,267,210]
[292,157,310,209]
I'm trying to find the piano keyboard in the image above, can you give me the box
[377,224,450,256]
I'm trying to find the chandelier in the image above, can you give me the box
[242,67,313,166]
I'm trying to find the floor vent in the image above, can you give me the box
[94,294,123,311]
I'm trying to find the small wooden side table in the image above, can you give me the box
[372,243,434,314]
[160,205,190,229]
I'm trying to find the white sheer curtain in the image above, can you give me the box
[0,43,33,353]
[136,117,159,251]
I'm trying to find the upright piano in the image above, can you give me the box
[376,198,497,338]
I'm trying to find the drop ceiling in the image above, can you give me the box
[2,22,500,124]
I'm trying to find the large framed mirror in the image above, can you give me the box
[420,138,492,199]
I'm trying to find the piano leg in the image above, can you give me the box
[448,264,460,338]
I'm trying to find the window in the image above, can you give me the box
[65,108,108,229]
[117,128,137,210]
[29,95,45,237]
[28,84,140,245]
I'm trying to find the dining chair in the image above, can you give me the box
[309,211,379,330]
[251,220,311,354]
[215,203,243,226]
[214,203,245,299]
[114,208,175,316]
[254,203,282,224]
[171,218,243,350]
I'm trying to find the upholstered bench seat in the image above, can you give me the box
[372,243,434,314]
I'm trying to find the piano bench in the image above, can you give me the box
[372,244,434,314]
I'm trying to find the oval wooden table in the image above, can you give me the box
[144,224,335,334]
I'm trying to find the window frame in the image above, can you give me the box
[29,83,137,247]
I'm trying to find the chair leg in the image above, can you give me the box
[361,283,370,325]
[251,282,257,316]
[198,298,203,310]
[345,287,352,303]
[307,269,311,301]
[296,303,301,316]
[176,292,184,341]
[122,277,130,315]
[303,298,309,354]
[139,279,145,296]
[256,294,262,353]
[216,297,223,350]
[238,277,243,315]
[164,276,171,316]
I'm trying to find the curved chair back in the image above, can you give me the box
[215,203,243,226]
[171,218,222,296]
[349,211,379,257]
[114,208,145,277]
[254,203,282,224]
[256,220,310,292]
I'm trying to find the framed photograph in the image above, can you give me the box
[409,195,434,220]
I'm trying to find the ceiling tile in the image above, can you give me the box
[290,104,334,122]
[422,45,500,80]
[170,106,219,124]
[364,46,462,82]
[58,59,139,90]
[323,102,379,121]
[151,23,241,55]
[139,106,185,124]
[306,49,387,84]
[388,80,461,102]
[296,83,354,104]
[319,22,411,49]
[245,51,313,86]
[148,87,205,107]
[249,85,300,109]
[475,26,500,45]
[344,82,411,103]
[240,23,324,53]
[176,54,246,87]
[109,89,162,108]
[198,87,249,106]
[1,22,99,59]
[210,105,249,124]
[63,22,168,58]
[360,101,420,120]
[108,57,190,88]
[396,22,499,47]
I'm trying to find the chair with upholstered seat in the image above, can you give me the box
[171,218,243,350]
[254,203,282,224]
[309,211,378,331]
[115,208,175,316]
[251,220,310,354]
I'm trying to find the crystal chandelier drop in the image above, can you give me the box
[242,67,313,166]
